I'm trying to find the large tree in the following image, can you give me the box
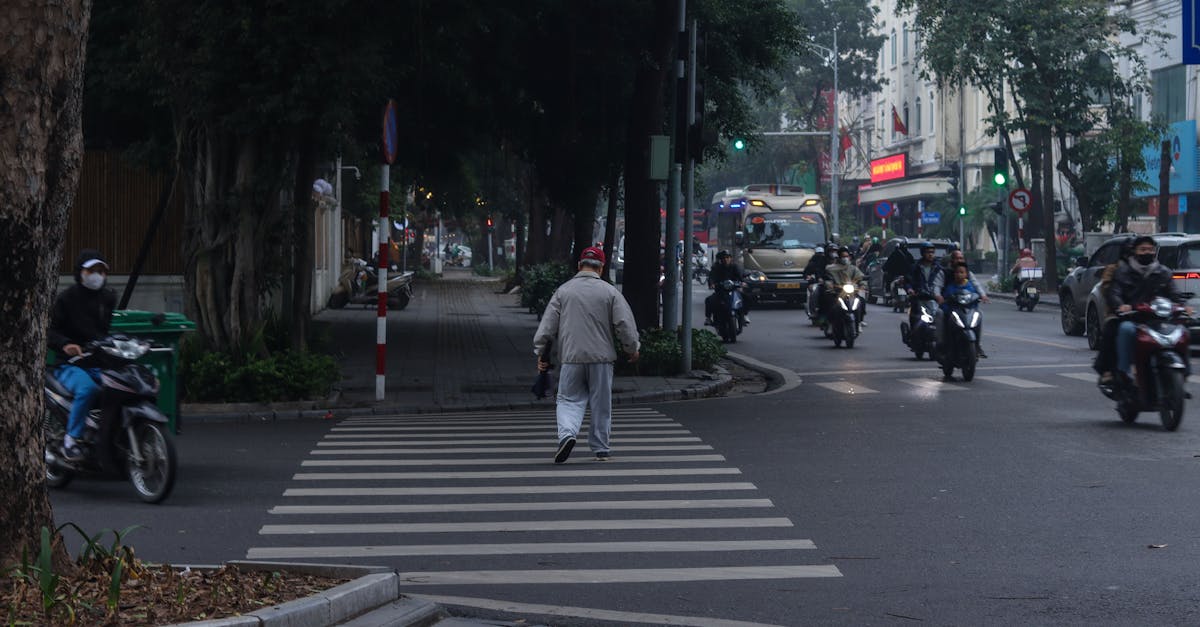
[0,0,92,568]
[899,0,1161,291]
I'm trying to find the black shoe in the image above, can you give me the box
[61,444,85,463]
[977,346,988,359]
[595,451,611,462]
[554,436,576,464]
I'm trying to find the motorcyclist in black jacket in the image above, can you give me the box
[47,249,117,462]
[704,250,749,326]
[1109,236,1192,382]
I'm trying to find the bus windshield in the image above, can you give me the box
[745,212,825,249]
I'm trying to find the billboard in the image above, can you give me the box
[869,153,907,184]
[1135,120,1198,197]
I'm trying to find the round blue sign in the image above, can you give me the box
[382,99,399,165]
[874,201,893,219]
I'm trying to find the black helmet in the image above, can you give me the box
[838,246,851,255]
[919,242,935,252]
[716,250,732,260]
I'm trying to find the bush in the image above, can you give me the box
[519,262,574,317]
[614,327,727,376]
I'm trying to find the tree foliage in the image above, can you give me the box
[897,0,1165,290]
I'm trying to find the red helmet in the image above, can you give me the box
[1020,248,1033,258]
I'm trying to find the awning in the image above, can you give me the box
[857,177,952,205]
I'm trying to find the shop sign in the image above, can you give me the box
[870,153,907,184]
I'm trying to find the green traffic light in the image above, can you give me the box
[993,171,1007,186]
[733,138,746,151]
[958,205,967,216]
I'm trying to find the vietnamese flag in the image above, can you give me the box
[839,127,853,161]
[892,105,908,135]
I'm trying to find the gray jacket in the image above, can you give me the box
[533,270,640,364]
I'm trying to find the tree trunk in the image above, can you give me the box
[1055,130,1092,232]
[1115,157,1134,233]
[1027,126,1044,247]
[1041,128,1059,292]
[1158,140,1172,233]
[622,0,678,329]
[524,168,547,265]
[602,170,620,280]
[0,0,91,570]
[573,198,596,268]
[290,125,318,352]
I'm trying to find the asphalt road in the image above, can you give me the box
[51,292,1200,626]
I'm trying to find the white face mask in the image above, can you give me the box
[82,272,106,290]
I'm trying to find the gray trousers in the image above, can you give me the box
[556,362,614,453]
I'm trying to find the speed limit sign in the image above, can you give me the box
[1009,188,1032,214]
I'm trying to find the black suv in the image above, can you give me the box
[866,237,955,305]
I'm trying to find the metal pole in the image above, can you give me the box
[376,165,390,402]
[663,0,686,332]
[487,230,494,270]
[682,19,697,373]
[830,28,839,236]
[958,77,966,250]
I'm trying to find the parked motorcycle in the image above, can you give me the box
[900,298,939,360]
[44,336,177,503]
[1100,297,1191,431]
[828,282,864,348]
[328,255,415,310]
[1015,267,1042,312]
[939,291,982,381]
[712,279,745,343]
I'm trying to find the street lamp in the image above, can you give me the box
[806,28,840,236]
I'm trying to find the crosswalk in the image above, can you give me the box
[804,370,1124,396]
[246,408,842,588]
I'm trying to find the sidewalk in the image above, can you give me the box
[184,268,732,420]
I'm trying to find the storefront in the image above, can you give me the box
[855,153,953,237]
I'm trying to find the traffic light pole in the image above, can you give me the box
[681,19,697,373]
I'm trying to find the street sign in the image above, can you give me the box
[874,201,893,219]
[1009,188,1032,214]
[921,212,941,225]
[381,99,398,165]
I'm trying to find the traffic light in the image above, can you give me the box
[486,216,494,232]
[732,138,746,151]
[993,148,1008,186]
[958,204,967,217]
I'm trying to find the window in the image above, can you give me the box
[890,29,896,65]
[915,97,922,134]
[902,23,909,60]
[1152,65,1186,123]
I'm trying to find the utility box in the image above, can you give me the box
[108,310,196,433]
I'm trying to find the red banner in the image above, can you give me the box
[870,153,907,183]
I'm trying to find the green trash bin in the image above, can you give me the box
[109,310,197,433]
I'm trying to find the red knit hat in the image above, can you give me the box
[579,246,606,266]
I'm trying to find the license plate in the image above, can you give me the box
[1026,287,1038,295]
[776,282,800,290]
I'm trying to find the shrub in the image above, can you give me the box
[614,327,727,376]
[519,262,574,317]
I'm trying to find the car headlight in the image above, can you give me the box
[745,272,767,282]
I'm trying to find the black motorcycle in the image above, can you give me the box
[712,279,745,343]
[939,291,982,381]
[44,336,178,503]
[1015,267,1042,312]
[1100,298,1191,431]
[900,297,939,360]
[828,281,864,348]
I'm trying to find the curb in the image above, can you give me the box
[179,374,735,422]
[164,562,444,627]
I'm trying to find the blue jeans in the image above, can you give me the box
[1115,321,1137,377]
[55,365,101,439]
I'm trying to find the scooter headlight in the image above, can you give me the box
[1151,297,1173,319]
[952,312,966,328]
[842,283,856,295]
[921,313,934,324]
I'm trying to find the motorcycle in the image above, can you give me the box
[1100,297,1191,431]
[900,297,939,360]
[805,277,824,326]
[693,251,711,285]
[1015,267,1042,312]
[828,282,864,348]
[44,336,178,503]
[712,279,745,343]
[939,291,982,381]
[328,255,415,311]
[888,276,909,313]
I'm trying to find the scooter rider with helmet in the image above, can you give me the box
[705,250,749,327]
[905,242,945,343]
[824,246,868,327]
[1108,236,1192,385]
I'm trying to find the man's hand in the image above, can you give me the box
[1118,304,1133,314]
[980,295,991,304]
[627,351,640,364]
[63,343,83,357]
[536,359,550,372]
[935,295,945,305]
